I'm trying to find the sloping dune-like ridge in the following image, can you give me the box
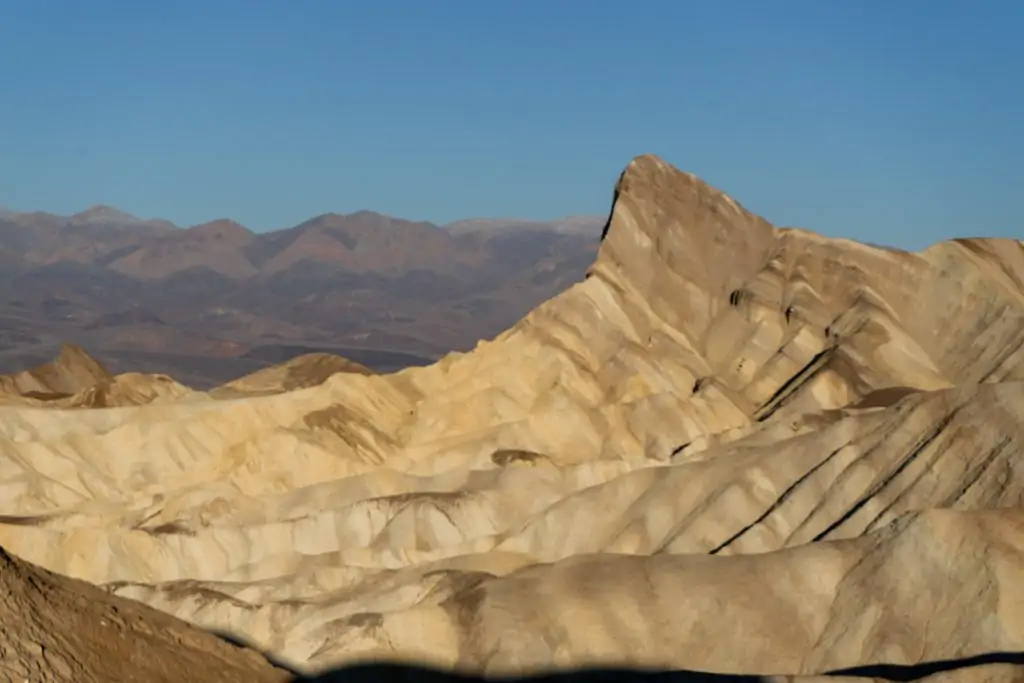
[210,352,375,398]
[1,154,1024,680]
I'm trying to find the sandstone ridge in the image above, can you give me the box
[0,154,1023,680]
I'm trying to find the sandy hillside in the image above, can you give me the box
[1,154,1024,681]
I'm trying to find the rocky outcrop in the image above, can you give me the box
[211,352,375,398]
[0,343,113,398]
[0,344,200,407]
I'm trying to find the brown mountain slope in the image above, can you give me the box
[254,211,486,275]
[1,155,1024,680]
[106,218,258,280]
[0,544,289,683]
[1,206,177,266]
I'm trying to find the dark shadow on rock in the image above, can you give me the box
[291,651,1024,683]
[293,663,764,682]
[207,628,304,677]
[597,164,628,245]
[826,650,1024,681]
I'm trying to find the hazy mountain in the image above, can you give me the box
[0,206,601,386]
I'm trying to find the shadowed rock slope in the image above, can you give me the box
[0,155,1023,680]
[0,544,290,682]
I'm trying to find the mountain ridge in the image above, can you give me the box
[0,208,605,385]
[0,203,604,238]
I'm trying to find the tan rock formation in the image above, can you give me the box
[211,352,375,398]
[0,343,113,399]
[0,344,200,408]
[0,154,1023,680]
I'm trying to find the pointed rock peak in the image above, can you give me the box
[591,154,777,316]
[54,343,112,378]
[606,154,755,225]
[3,343,114,397]
[621,152,677,178]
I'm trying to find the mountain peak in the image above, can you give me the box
[590,154,776,331]
[67,204,178,232]
[71,204,137,222]
[186,218,253,240]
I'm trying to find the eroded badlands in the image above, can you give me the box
[2,155,1024,681]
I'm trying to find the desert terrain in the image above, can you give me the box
[2,154,1024,682]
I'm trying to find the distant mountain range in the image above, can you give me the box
[0,206,604,387]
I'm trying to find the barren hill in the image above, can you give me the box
[1,155,1023,681]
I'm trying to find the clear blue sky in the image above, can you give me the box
[0,1,1020,247]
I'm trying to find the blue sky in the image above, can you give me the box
[0,1,1020,247]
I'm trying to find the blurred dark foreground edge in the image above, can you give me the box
[291,650,1024,683]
